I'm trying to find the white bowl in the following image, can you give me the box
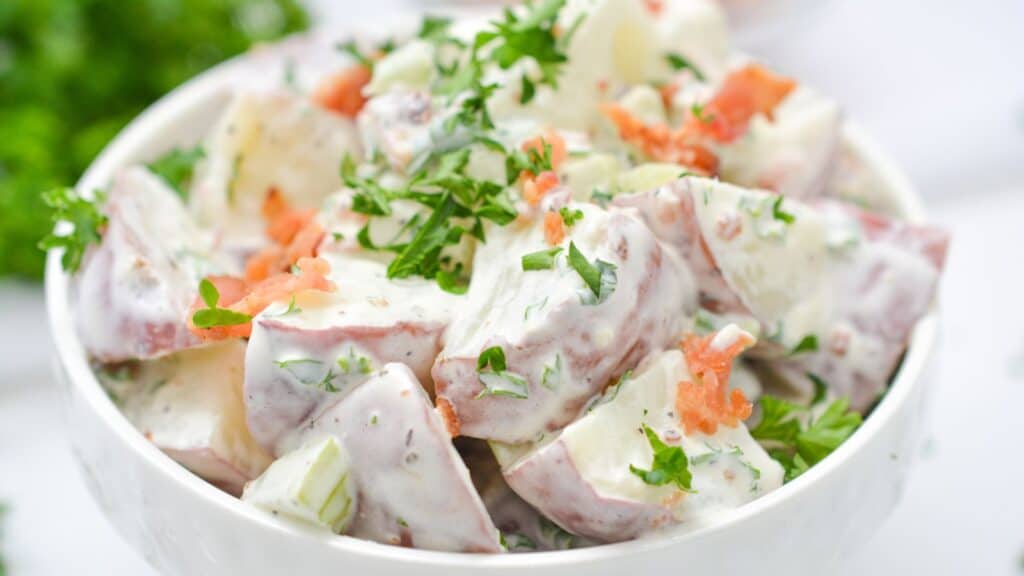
[45,37,939,576]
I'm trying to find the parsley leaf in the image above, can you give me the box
[148,146,204,199]
[567,241,617,304]
[476,346,529,399]
[521,246,563,271]
[558,206,583,227]
[417,15,454,42]
[665,52,706,81]
[191,278,252,329]
[38,188,107,273]
[630,424,693,491]
[751,389,862,481]
[336,39,375,69]
[789,334,819,356]
[796,398,862,464]
[771,195,795,224]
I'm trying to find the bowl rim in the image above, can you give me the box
[44,40,938,568]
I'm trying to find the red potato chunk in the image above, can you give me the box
[760,199,949,409]
[296,363,502,553]
[190,91,362,244]
[99,341,272,496]
[243,259,459,455]
[619,177,948,410]
[499,344,782,542]
[75,167,233,362]
[433,203,698,444]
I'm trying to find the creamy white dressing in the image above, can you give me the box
[75,167,231,362]
[435,202,697,443]
[191,91,361,242]
[688,177,832,348]
[503,345,782,542]
[100,341,272,495]
[296,363,502,552]
[72,0,949,554]
[716,85,841,199]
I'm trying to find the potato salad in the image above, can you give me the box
[51,0,949,554]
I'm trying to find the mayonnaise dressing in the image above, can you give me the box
[435,202,697,443]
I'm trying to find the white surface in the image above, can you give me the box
[2,0,1023,573]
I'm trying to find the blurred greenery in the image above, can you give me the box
[0,0,309,280]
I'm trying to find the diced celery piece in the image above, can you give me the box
[242,436,356,533]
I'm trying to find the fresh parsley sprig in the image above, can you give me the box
[148,146,205,200]
[750,385,862,482]
[38,188,108,273]
[191,278,252,329]
[630,424,693,491]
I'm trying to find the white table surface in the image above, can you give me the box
[2,0,1023,574]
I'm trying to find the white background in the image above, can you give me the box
[2,0,1022,573]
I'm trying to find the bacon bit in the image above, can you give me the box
[312,65,372,118]
[521,130,568,171]
[523,171,561,207]
[436,397,461,438]
[543,211,566,246]
[284,221,326,266]
[675,331,755,435]
[600,103,719,175]
[684,64,797,143]
[247,190,325,282]
[596,78,610,95]
[189,258,336,341]
[643,0,665,15]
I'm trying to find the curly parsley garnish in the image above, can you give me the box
[38,188,107,273]
[630,424,693,491]
[148,146,205,200]
[751,388,862,482]
[191,278,252,329]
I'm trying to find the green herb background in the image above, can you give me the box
[0,0,309,280]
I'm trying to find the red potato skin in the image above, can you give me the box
[244,314,447,454]
[433,211,695,444]
[777,199,950,410]
[74,169,208,362]
[614,180,748,313]
[502,441,671,542]
[300,364,502,553]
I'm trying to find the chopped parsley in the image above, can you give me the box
[771,195,795,225]
[38,187,107,273]
[505,139,554,184]
[417,15,454,42]
[540,354,562,390]
[337,348,373,376]
[629,424,693,491]
[147,146,205,199]
[191,279,252,329]
[558,206,584,227]
[751,390,862,482]
[789,334,819,356]
[476,346,529,399]
[521,246,563,271]
[664,52,706,81]
[275,358,339,393]
[567,241,617,304]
